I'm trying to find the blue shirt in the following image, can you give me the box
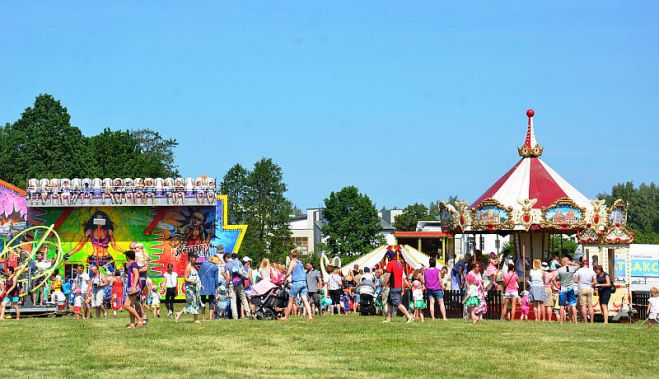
[225,259,244,286]
[291,259,306,282]
[199,261,219,296]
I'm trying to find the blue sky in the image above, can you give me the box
[1,2,657,210]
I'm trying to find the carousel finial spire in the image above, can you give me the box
[518,108,544,157]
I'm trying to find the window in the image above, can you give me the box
[292,237,309,255]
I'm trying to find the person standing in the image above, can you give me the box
[382,250,414,324]
[593,265,612,324]
[225,253,251,319]
[450,254,468,292]
[552,257,579,324]
[110,271,124,318]
[543,262,557,321]
[574,259,596,324]
[89,265,108,318]
[501,263,520,321]
[528,259,548,322]
[73,265,91,319]
[122,250,144,328]
[306,262,322,315]
[424,258,447,320]
[280,250,313,321]
[199,257,219,320]
[0,266,20,321]
[163,264,178,317]
[176,254,203,323]
[243,257,258,317]
[327,268,343,315]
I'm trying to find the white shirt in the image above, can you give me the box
[328,274,342,290]
[649,297,659,314]
[575,267,596,289]
[164,272,179,288]
[35,260,51,271]
[76,272,90,293]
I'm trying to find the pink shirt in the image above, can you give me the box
[543,271,555,288]
[503,272,519,292]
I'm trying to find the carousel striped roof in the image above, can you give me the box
[471,110,592,210]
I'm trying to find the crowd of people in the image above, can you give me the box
[2,247,658,330]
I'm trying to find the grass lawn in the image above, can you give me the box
[0,310,656,378]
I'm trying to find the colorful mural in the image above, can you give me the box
[0,180,28,269]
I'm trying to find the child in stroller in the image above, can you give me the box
[250,280,289,320]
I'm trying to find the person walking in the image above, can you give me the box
[73,264,92,319]
[110,271,124,318]
[574,259,596,324]
[89,265,108,318]
[163,263,178,317]
[424,258,447,320]
[306,262,322,315]
[199,256,219,320]
[176,254,203,323]
[593,265,612,324]
[122,250,144,328]
[528,259,548,322]
[279,250,313,321]
[382,250,414,324]
[0,266,20,321]
[501,263,520,321]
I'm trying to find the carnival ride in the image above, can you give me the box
[437,109,636,319]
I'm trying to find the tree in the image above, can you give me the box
[242,158,293,262]
[322,186,384,258]
[598,181,659,243]
[89,128,140,177]
[0,94,95,185]
[131,129,180,177]
[220,164,249,224]
[394,203,432,231]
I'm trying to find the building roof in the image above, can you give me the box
[394,231,452,238]
[379,218,395,231]
[470,110,591,210]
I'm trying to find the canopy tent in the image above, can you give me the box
[340,244,431,275]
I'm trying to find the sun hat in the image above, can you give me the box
[242,256,252,262]
[542,262,549,271]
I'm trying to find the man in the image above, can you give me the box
[382,250,414,323]
[225,253,251,319]
[451,254,468,291]
[552,257,580,324]
[358,267,377,315]
[199,257,219,320]
[242,256,255,317]
[574,259,596,324]
[89,265,108,318]
[280,249,313,321]
[305,262,322,315]
[33,249,54,306]
[73,264,92,319]
[163,263,178,317]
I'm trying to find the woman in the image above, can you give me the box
[175,253,203,323]
[528,259,548,322]
[501,263,520,321]
[593,265,612,324]
[543,262,557,321]
[122,250,144,328]
[258,258,272,283]
[0,266,21,321]
[68,211,124,273]
[327,268,343,315]
[163,263,178,317]
[465,262,487,318]
[423,258,447,320]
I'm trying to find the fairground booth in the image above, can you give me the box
[438,110,636,318]
[0,176,247,312]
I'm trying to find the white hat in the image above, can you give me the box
[242,256,252,262]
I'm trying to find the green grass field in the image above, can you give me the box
[0,310,656,378]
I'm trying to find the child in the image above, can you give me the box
[410,280,426,322]
[150,284,161,318]
[553,278,562,321]
[111,271,124,318]
[73,288,83,319]
[463,276,480,325]
[647,287,658,330]
[520,290,530,320]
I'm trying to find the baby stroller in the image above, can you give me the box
[358,279,376,316]
[250,281,288,320]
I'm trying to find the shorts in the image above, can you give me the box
[427,289,444,300]
[91,290,105,308]
[329,289,341,305]
[504,291,519,299]
[544,288,555,307]
[289,281,308,298]
[578,288,593,306]
[73,306,82,313]
[2,296,19,304]
[308,292,321,308]
[201,295,215,310]
[388,288,402,307]
[559,289,577,307]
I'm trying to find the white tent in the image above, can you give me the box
[341,245,431,275]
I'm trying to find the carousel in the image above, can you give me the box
[438,110,635,291]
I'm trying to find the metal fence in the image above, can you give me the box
[632,291,650,321]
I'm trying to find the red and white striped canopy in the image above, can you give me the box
[471,110,592,210]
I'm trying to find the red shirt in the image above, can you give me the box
[385,259,403,289]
